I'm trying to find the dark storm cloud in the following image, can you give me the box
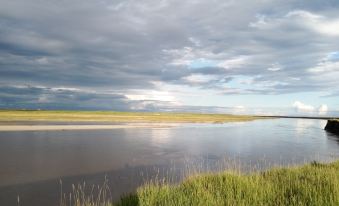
[0,85,180,110]
[0,83,214,111]
[1,0,339,109]
[0,85,127,110]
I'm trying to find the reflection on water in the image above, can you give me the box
[0,119,338,206]
[295,119,328,135]
[150,128,171,146]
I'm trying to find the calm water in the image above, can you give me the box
[0,118,338,205]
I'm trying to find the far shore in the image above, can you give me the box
[258,115,338,120]
[0,123,180,131]
[0,110,264,123]
[0,110,337,132]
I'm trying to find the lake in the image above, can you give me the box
[0,118,338,205]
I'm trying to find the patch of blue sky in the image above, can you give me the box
[227,75,255,90]
[169,74,339,112]
[327,51,339,61]
[188,58,218,69]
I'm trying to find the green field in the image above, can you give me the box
[0,110,262,123]
[114,161,339,206]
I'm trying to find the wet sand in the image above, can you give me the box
[0,123,177,131]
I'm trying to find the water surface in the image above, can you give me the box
[0,118,338,205]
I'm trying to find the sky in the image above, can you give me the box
[0,0,339,116]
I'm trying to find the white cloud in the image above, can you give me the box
[234,105,245,109]
[126,90,178,103]
[183,74,218,84]
[164,47,195,66]
[288,10,339,37]
[308,61,339,73]
[50,87,82,92]
[267,63,282,71]
[35,57,49,64]
[318,104,328,115]
[308,61,339,89]
[285,10,322,20]
[251,10,339,36]
[249,14,268,28]
[164,47,226,67]
[293,101,315,112]
[292,101,329,115]
[188,37,201,47]
[232,105,246,113]
[217,56,249,70]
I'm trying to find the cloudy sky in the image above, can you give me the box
[1,0,339,115]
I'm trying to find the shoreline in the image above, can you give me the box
[0,123,179,131]
[258,115,338,120]
[0,110,263,123]
[114,160,339,206]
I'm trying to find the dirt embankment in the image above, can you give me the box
[325,120,339,135]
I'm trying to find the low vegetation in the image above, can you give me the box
[0,110,261,123]
[115,161,339,206]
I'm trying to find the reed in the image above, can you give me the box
[60,177,113,206]
[60,160,339,206]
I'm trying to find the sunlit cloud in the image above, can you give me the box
[293,101,315,112]
[318,104,328,115]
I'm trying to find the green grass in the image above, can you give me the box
[0,110,263,123]
[115,161,339,206]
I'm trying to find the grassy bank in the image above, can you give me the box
[115,161,339,206]
[0,110,261,123]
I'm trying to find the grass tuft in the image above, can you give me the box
[115,161,339,206]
